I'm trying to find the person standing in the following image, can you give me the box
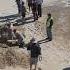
[7,24,13,40]
[46,13,53,41]
[16,0,22,15]
[21,1,26,20]
[32,0,38,21]
[37,0,43,17]
[27,0,32,11]
[27,38,42,70]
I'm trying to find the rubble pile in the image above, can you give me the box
[0,47,29,69]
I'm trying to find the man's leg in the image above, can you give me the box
[30,57,33,70]
[34,58,38,70]
[17,5,21,14]
[38,4,42,17]
[28,4,31,11]
[34,63,37,70]
[30,63,32,70]
[32,4,35,21]
[32,3,38,21]
[47,27,52,41]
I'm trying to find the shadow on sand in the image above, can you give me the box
[15,20,34,26]
[38,38,51,44]
[63,67,70,70]
[14,16,34,26]
[0,14,34,26]
[0,14,18,22]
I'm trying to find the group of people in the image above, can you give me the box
[16,0,43,21]
[27,13,53,70]
[0,23,25,48]
[27,0,43,21]
[1,0,53,70]
[26,13,53,70]
[1,13,53,70]
[1,9,53,70]
[15,0,53,41]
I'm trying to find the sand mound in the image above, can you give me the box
[0,45,29,69]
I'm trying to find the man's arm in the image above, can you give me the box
[27,43,31,50]
[49,19,53,28]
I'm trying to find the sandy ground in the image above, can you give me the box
[0,0,70,70]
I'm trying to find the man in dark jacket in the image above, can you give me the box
[27,38,42,70]
[16,0,22,14]
[27,0,32,11]
[31,0,38,21]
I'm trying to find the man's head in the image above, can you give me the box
[47,13,51,18]
[7,24,11,28]
[30,38,35,43]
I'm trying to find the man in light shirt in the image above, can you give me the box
[46,13,53,41]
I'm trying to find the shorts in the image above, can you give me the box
[30,57,38,65]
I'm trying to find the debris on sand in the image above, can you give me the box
[0,47,29,69]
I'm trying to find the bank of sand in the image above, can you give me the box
[0,0,70,70]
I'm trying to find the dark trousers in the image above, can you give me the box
[28,3,32,11]
[37,4,42,17]
[32,3,38,21]
[47,27,52,40]
[17,4,21,14]
[22,12,25,19]
[19,43,23,48]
